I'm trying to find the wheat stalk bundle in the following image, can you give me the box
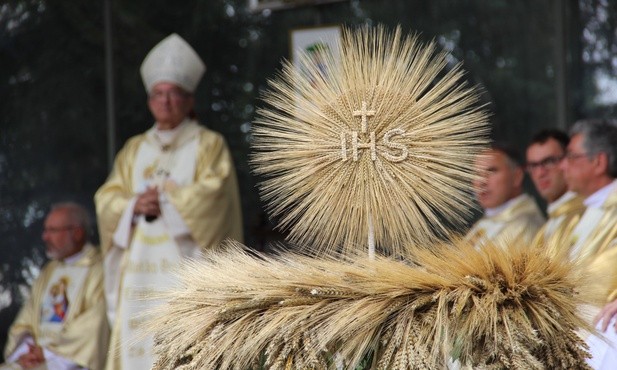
[149,25,594,370]
[151,239,592,370]
[251,25,489,256]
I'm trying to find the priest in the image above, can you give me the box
[94,33,243,370]
[466,143,545,247]
[557,119,617,369]
[2,203,109,370]
[525,129,585,251]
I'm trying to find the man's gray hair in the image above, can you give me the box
[570,118,617,178]
[50,201,92,239]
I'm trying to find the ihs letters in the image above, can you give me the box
[340,101,409,162]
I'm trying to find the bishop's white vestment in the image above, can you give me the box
[95,120,243,370]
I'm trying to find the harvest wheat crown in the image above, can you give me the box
[151,26,593,370]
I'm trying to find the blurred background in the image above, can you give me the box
[1,0,616,358]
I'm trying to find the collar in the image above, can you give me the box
[584,179,617,208]
[146,119,199,150]
[154,119,189,146]
[484,194,525,217]
[547,191,576,214]
[61,244,89,265]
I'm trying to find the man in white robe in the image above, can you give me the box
[2,203,109,370]
[525,129,584,252]
[94,33,243,370]
[558,119,617,369]
[466,143,545,247]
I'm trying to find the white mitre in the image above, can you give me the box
[140,33,206,93]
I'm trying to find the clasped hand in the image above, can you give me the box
[134,186,161,218]
[17,344,44,369]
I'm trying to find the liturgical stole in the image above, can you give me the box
[119,127,198,369]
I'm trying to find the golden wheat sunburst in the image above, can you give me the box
[251,25,490,256]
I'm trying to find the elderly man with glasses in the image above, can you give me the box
[525,129,584,250]
[559,119,617,263]
[555,119,617,369]
[2,203,109,370]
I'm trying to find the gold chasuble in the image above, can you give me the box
[570,191,617,303]
[3,244,109,370]
[533,191,585,257]
[465,194,545,248]
[95,120,243,370]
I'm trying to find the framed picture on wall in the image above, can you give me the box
[289,25,342,68]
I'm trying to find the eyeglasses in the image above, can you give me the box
[526,155,563,172]
[564,151,592,162]
[149,89,188,102]
[43,226,78,233]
